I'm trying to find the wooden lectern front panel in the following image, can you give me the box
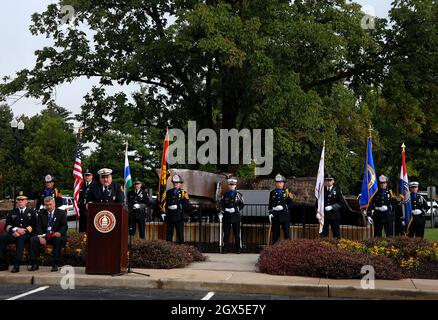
[86,203,128,275]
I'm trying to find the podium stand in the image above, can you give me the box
[86,203,128,275]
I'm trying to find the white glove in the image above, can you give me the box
[316,213,322,220]
[381,205,388,211]
[325,206,333,211]
[168,205,178,210]
[133,203,140,209]
[413,209,422,215]
[402,220,406,226]
[269,214,273,223]
[367,217,373,225]
[225,208,235,213]
[218,213,223,222]
[161,214,166,221]
[273,205,284,211]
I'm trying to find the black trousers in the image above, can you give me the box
[223,221,241,250]
[373,213,394,237]
[166,220,184,244]
[0,233,30,265]
[30,236,66,265]
[79,207,87,233]
[408,223,425,238]
[272,221,290,244]
[321,218,340,238]
[129,213,145,239]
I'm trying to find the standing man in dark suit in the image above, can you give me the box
[0,192,36,273]
[128,179,149,239]
[29,196,68,272]
[78,169,94,233]
[86,168,124,204]
[320,174,346,239]
[369,175,398,237]
[160,175,189,244]
[268,174,293,244]
[35,174,63,210]
[408,181,428,238]
[220,177,245,253]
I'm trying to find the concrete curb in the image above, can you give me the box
[1,272,438,299]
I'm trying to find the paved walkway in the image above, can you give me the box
[0,254,437,299]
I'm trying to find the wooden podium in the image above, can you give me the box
[86,203,128,275]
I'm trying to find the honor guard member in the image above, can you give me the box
[0,192,36,273]
[86,168,124,204]
[408,182,428,238]
[369,175,397,237]
[220,177,245,253]
[78,169,94,233]
[128,179,149,239]
[29,196,68,272]
[160,175,189,244]
[35,174,63,210]
[268,174,293,244]
[319,174,346,239]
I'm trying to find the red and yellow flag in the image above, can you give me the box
[157,128,170,204]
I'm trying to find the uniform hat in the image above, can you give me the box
[409,181,419,188]
[16,191,28,200]
[378,175,388,183]
[44,174,54,183]
[134,179,142,185]
[97,168,113,176]
[172,174,183,183]
[274,174,286,182]
[227,177,238,185]
[324,174,335,180]
[84,169,93,176]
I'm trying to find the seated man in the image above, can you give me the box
[0,192,36,273]
[29,196,68,272]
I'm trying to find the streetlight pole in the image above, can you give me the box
[10,119,25,209]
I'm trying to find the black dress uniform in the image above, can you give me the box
[161,188,189,244]
[86,182,125,204]
[35,187,63,210]
[221,189,245,253]
[0,207,36,270]
[268,188,293,244]
[370,188,397,237]
[78,180,95,233]
[128,188,149,239]
[321,185,345,238]
[408,192,428,238]
[30,208,68,268]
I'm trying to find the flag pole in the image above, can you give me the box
[75,128,83,233]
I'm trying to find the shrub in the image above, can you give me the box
[257,239,402,280]
[6,232,206,269]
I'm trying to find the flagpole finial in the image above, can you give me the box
[368,125,374,137]
[401,143,406,151]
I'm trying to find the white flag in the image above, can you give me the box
[315,141,325,234]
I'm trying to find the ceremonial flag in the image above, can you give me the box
[157,128,170,205]
[400,144,412,228]
[72,143,84,218]
[124,143,133,204]
[315,141,325,234]
[360,135,378,210]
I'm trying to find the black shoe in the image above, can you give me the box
[11,265,20,273]
[51,264,59,272]
[236,249,241,254]
[28,264,39,272]
[222,247,229,254]
[0,264,8,271]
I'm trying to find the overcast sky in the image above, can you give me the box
[1,0,393,121]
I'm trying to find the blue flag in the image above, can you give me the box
[360,136,378,210]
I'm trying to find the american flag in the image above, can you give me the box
[73,143,84,217]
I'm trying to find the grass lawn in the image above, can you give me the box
[425,228,438,242]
